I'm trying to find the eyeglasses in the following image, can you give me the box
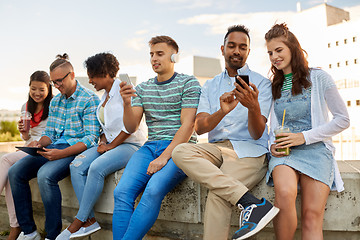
[50,72,71,86]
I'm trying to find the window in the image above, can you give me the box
[329,64,332,69]
[336,41,339,46]
[347,101,351,106]
[354,36,357,42]
[344,39,347,44]
[337,62,340,67]
[356,100,360,106]
[345,60,349,66]
[328,43,331,48]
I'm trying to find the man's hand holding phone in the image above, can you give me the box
[235,75,249,89]
[119,74,136,106]
[233,75,259,110]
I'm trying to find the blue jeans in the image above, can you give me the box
[8,143,73,240]
[70,143,140,221]
[112,141,186,240]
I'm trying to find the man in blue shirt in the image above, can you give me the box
[172,25,279,240]
[9,54,100,240]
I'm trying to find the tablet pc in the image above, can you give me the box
[16,146,45,156]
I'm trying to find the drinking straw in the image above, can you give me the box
[281,109,286,128]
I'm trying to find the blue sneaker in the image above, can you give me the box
[232,198,279,240]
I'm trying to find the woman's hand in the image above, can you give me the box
[27,140,42,147]
[274,132,305,148]
[270,144,286,157]
[97,142,113,154]
[18,119,30,140]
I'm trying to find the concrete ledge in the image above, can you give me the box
[1,160,360,239]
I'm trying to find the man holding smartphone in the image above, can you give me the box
[113,35,201,240]
[172,25,277,240]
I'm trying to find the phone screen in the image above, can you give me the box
[235,75,249,89]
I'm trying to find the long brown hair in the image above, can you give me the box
[27,71,52,121]
[265,23,310,100]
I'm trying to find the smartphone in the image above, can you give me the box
[235,75,250,89]
[119,73,133,85]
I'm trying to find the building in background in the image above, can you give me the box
[78,55,222,89]
[293,3,360,160]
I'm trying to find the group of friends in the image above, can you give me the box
[0,23,350,240]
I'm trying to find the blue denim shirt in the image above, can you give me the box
[197,64,272,158]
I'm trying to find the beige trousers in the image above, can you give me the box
[172,140,267,240]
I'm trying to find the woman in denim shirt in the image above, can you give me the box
[265,23,350,240]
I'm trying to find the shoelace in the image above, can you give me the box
[238,204,257,226]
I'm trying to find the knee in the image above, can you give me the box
[8,164,20,183]
[275,186,297,208]
[113,180,131,204]
[88,162,105,179]
[0,153,10,165]
[302,207,323,230]
[141,184,165,203]
[70,154,87,175]
[172,143,192,166]
[37,168,54,187]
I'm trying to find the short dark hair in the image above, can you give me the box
[149,35,179,53]
[84,53,120,78]
[224,25,250,44]
[49,53,73,72]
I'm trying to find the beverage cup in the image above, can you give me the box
[20,111,32,132]
[274,126,290,156]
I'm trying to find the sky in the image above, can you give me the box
[0,0,359,110]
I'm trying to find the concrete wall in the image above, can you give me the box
[1,159,360,239]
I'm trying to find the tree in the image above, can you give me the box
[0,121,20,137]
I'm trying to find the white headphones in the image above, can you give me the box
[170,53,179,63]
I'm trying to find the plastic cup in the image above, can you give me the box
[20,111,32,132]
[274,126,290,156]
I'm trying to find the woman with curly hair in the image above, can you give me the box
[265,23,349,239]
[56,53,146,240]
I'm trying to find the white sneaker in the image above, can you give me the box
[17,231,41,240]
[55,228,72,240]
[70,221,101,239]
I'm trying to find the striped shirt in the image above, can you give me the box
[132,73,201,143]
[43,80,101,148]
[282,73,293,91]
[281,73,311,93]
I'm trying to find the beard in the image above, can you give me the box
[225,55,245,71]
